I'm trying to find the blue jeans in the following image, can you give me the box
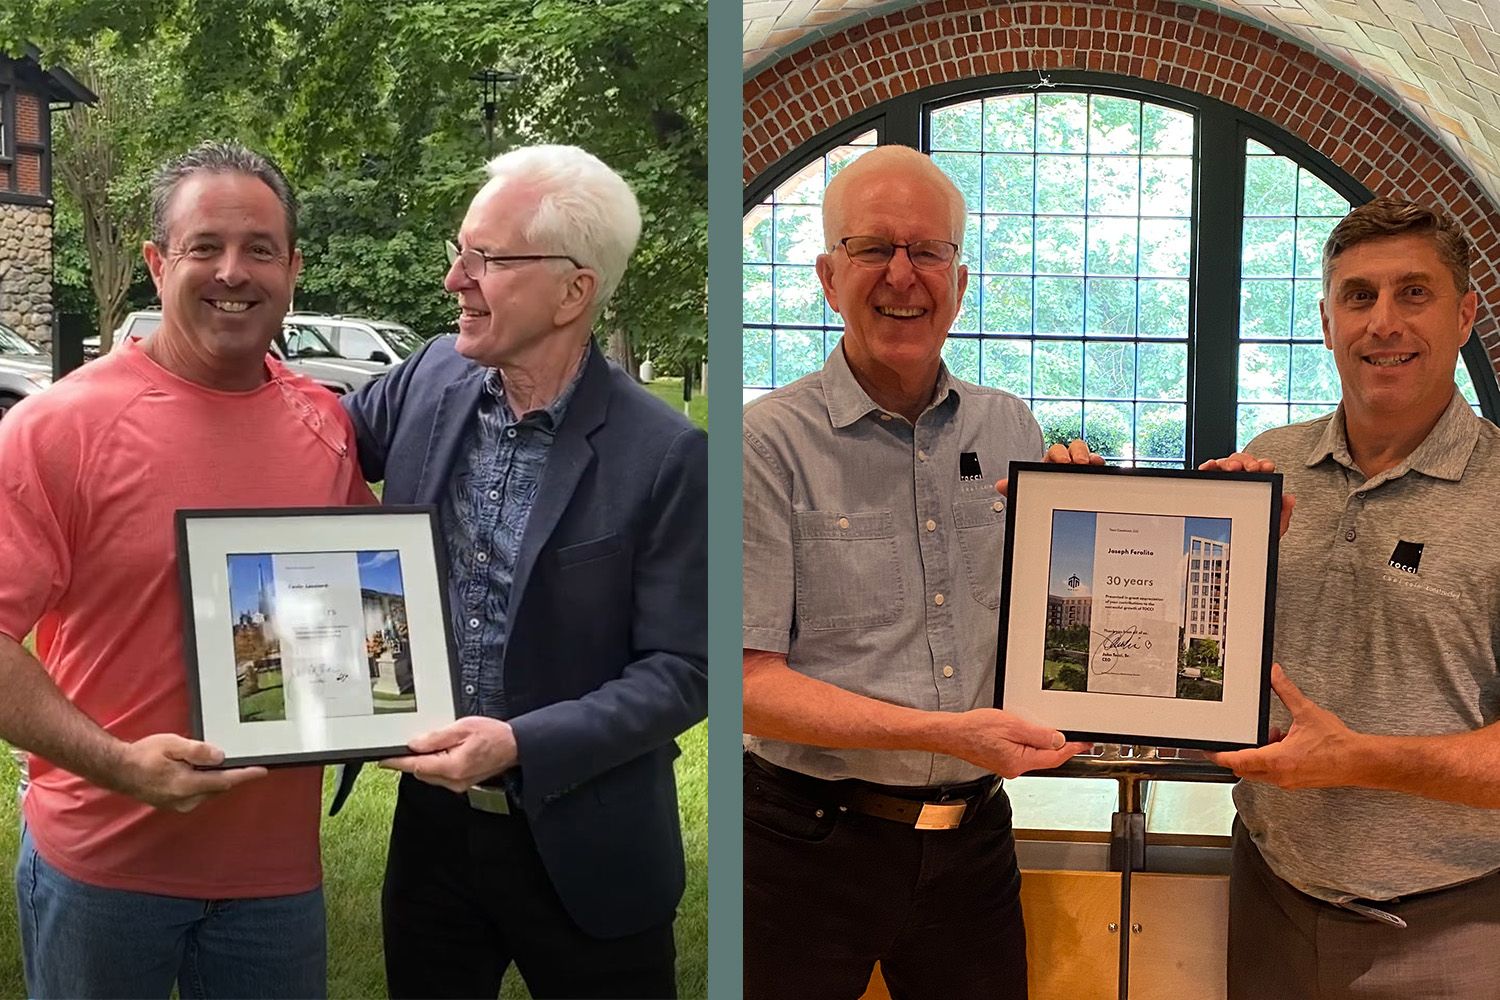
[16,829,327,999]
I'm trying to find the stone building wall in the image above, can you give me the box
[0,203,54,345]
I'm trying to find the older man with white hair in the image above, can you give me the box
[338,144,707,999]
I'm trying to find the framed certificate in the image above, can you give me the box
[176,506,459,767]
[995,463,1280,751]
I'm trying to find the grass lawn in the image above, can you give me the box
[643,377,708,429]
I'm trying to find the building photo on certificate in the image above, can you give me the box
[226,550,415,724]
[1044,510,1231,701]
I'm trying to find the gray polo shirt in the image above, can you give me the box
[1235,391,1500,903]
[743,343,1044,786]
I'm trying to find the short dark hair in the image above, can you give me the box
[149,141,298,249]
[1322,197,1472,295]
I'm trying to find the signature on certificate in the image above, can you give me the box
[1091,626,1153,674]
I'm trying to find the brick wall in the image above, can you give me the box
[743,0,1500,366]
[15,90,40,144]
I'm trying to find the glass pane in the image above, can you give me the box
[772,265,823,324]
[773,329,825,384]
[933,152,981,211]
[1458,358,1481,404]
[1089,95,1140,154]
[1008,775,1120,832]
[1242,218,1296,278]
[982,339,1032,395]
[1297,168,1349,216]
[1295,216,1338,280]
[1142,104,1194,155]
[744,328,772,387]
[983,154,1035,214]
[744,205,773,262]
[1088,155,1140,216]
[1087,217,1138,276]
[1237,403,1290,450]
[1289,403,1335,424]
[1244,154,1298,215]
[954,278,980,333]
[985,95,1035,153]
[1291,280,1323,339]
[1084,401,1134,459]
[1290,343,1340,402]
[1144,782,1235,836]
[1037,93,1088,152]
[744,265,773,324]
[930,102,981,151]
[1034,277,1085,334]
[1137,342,1187,399]
[774,205,823,264]
[1085,340,1136,399]
[1239,280,1293,339]
[1034,400,1084,447]
[983,275,1033,334]
[984,215,1034,273]
[1139,218,1190,277]
[1238,343,1291,402]
[943,338,981,382]
[1137,402,1187,459]
[1140,157,1192,217]
[1035,217,1086,274]
[1246,139,1275,156]
[1033,340,1083,397]
[1087,278,1136,337]
[775,159,826,205]
[826,140,876,181]
[1035,155,1087,214]
[1137,280,1188,338]
[961,213,982,270]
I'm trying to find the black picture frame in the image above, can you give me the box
[176,506,460,768]
[994,462,1280,751]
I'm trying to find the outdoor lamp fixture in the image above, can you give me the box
[469,69,520,155]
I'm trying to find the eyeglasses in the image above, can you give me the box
[444,240,584,280]
[835,236,960,271]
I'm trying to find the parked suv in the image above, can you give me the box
[285,313,426,364]
[112,310,389,395]
[0,322,52,422]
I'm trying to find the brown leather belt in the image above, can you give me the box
[748,753,1001,830]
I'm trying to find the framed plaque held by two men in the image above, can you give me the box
[996,463,1281,752]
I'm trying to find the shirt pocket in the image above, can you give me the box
[953,496,1007,610]
[792,509,903,631]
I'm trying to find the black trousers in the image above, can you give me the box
[382,775,677,1000]
[743,754,1028,1000]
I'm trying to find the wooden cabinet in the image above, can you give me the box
[860,871,1227,1000]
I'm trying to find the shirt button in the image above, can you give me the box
[993,501,1004,512]
[1355,492,1367,499]
[934,593,945,605]
[1345,529,1356,542]
[925,519,936,531]
[942,665,954,678]
[917,450,927,461]
[488,490,500,501]
[880,413,892,421]
[464,684,475,695]
[468,617,480,628]
[837,517,850,529]
[506,428,517,438]
[476,551,488,563]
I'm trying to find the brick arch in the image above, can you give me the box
[743,0,1500,365]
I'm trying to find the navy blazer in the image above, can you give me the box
[338,336,708,939]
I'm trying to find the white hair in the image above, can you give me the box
[483,145,641,316]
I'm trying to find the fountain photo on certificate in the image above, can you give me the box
[1044,511,1230,701]
[227,551,417,724]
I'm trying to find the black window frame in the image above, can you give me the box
[744,70,1500,464]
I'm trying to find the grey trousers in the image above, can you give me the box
[1228,818,1500,1000]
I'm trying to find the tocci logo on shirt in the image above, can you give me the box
[1388,540,1424,575]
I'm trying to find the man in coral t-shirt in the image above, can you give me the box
[0,142,369,999]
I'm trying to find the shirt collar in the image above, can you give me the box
[822,339,962,429]
[1305,390,1480,483]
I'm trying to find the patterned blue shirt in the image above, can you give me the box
[442,361,584,718]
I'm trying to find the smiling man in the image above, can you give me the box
[1203,198,1500,999]
[0,141,369,998]
[741,144,1088,1000]
[338,144,706,999]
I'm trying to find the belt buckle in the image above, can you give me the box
[466,784,510,815]
[913,800,966,830]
